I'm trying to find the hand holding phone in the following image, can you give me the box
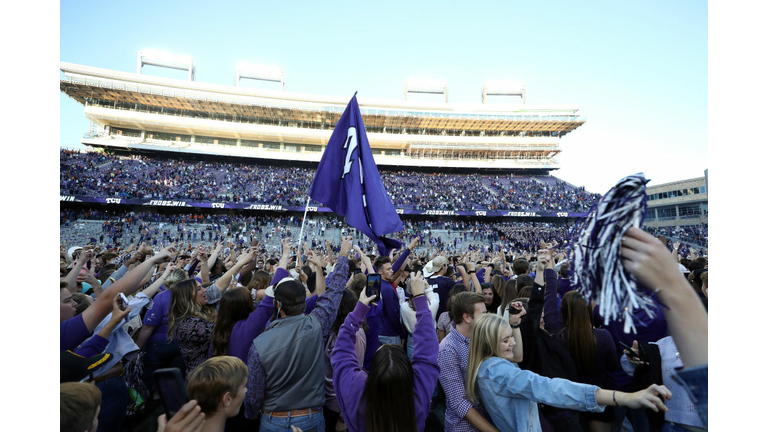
[620,341,647,366]
[366,274,382,303]
[117,293,129,311]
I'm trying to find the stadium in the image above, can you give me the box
[59,51,708,432]
[60,53,707,250]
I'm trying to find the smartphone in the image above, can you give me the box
[153,368,189,419]
[117,293,129,311]
[619,341,641,359]
[366,273,382,302]
[508,304,522,315]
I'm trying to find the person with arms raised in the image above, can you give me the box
[332,272,439,432]
[244,236,353,431]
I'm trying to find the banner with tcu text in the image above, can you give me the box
[60,196,586,218]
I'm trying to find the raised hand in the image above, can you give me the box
[623,340,648,367]
[507,301,527,327]
[358,282,378,306]
[339,236,354,257]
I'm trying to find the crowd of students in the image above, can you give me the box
[60,149,600,212]
[60,217,708,432]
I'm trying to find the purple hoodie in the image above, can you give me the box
[331,295,439,432]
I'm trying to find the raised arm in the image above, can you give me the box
[507,301,526,363]
[80,246,175,333]
[620,227,707,369]
[306,250,327,296]
[277,238,293,271]
[207,241,222,269]
[62,246,92,293]
[141,264,175,299]
[214,248,256,293]
[331,288,374,429]
[353,245,375,275]
[539,249,562,335]
[310,236,353,338]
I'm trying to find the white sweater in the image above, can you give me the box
[399,287,440,334]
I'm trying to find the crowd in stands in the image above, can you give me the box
[60,150,601,212]
[61,217,708,432]
[646,224,708,248]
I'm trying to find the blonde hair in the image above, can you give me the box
[60,382,102,432]
[165,269,191,290]
[186,356,248,416]
[465,313,510,404]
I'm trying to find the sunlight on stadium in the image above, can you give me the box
[60,44,708,432]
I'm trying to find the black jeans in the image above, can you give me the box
[142,338,186,396]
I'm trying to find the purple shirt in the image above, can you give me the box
[426,275,454,317]
[332,295,439,432]
[74,335,109,358]
[225,296,273,363]
[61,314,91,352]
[143,289,172,343]
[362,303,382,370]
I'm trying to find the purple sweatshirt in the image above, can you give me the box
[378,249,410,339]
[222,268,288,362]
[331,295,439,432]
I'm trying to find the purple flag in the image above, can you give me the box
[309,94,403,255]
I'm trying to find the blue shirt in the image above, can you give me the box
[476,357,604,432]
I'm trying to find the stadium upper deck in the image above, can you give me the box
[61,61,585,170]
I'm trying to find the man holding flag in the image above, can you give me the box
[309,93,404,256]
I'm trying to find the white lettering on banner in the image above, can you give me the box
[148,200,188,207]
[504,211,537,217]
[211,203,225,208]
[425,210,456,216]
[396,209,405,214]
[475,211,487,216]
[306,206,318,212]
[246,204,283,211]
[60,196,75,202]
[106,198,122,204]
[557,212,569,217]
[342,127,358,179]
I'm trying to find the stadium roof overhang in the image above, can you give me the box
[61,62,586,134]
[84,105,565,152]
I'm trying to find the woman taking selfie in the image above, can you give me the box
[465,313,671,432]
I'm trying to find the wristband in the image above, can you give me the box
[613,390,619,406]
[510,324,520,329]
[412,293,425,299]
[468,270,476,274]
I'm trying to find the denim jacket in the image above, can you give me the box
[477,357,604,432]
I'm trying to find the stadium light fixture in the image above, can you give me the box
[405,78,448,102]
[482,80,525,104]
[137,50,195,81]
[236,63,284,91]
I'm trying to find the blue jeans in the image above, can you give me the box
[95,375,129,432]
[378,334,401,347]
[260,409,325,432]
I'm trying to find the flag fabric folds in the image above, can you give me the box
[309,94,403,255]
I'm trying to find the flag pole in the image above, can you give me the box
[296,195,311,252]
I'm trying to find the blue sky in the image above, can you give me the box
[60,0,708,193]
